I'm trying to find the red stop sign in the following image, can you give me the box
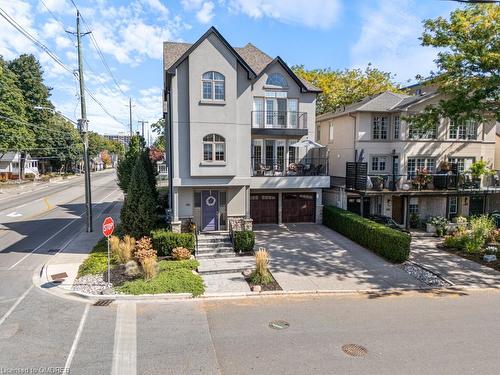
[102,217,115,237]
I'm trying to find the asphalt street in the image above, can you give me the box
[0,170,499,374]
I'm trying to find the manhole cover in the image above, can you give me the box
[269,320,289,330]
[342,344,368,357]
[94,299,113,306]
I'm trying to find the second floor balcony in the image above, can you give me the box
[252,157,327,177]
[251,111,308,136]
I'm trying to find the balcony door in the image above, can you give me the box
[253,96,299,129]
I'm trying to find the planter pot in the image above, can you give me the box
[426,223,436,234]
[483,254,497,263]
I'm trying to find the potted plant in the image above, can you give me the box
[468,160,493,189]
[427,216,448,236]
[412,169,432,190]
[371,176,384,191]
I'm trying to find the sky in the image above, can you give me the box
[0,0,461,138]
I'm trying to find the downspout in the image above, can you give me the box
[165,72,174,224]
[348,112,357,162]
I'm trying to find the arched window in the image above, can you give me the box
[266,73,288,88]
[203,134,225,161]
[202,71,225,101]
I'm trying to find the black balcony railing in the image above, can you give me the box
[252,157,327,177]
[337,172,500,192]
[251,111,307,129]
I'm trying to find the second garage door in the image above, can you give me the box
[282,193,316,223]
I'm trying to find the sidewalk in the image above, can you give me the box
[41,200,122,292]
[411,237,500,288]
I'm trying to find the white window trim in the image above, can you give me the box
[201,71,225,102]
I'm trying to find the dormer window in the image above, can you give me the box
[266,73,288,88]
[202,71,225,101]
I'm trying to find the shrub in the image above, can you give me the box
[172,247,192,260]
[151,229,195,256]
[409,212,420,229]
[120,151,158,239]
[323,206,410,263]
[234,231,255,253]
[134,237,158,279]
[464,215,495,253]
[250,248,273,285]
[109,235,135,264]
[428,216,448,237]
[443,233,467,250]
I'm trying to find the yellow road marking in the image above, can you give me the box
[44,197,53,210]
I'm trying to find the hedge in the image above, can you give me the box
[233,230,255,253]
[323,206,410,263]
[151,229,195,256]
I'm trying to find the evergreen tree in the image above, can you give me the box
[117,135,143,192]
[120,152,158,239]
[142,147,158,201]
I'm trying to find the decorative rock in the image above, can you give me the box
[483,254,497,263]
[242,269,252,277]
[72,274,116,295]
[124,260,141,277]
[251,285,261,292]
[401,262,450,287]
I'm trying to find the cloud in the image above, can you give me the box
[181,0,204,11]
[350,0,439,83]
[141,0,169,15]
[0,0,38,59]
[196,2,215,24]
[227,0,341,29]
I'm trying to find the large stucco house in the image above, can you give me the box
[317,90,500,227]
[163,27,329,233]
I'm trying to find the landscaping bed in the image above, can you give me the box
[244,272,282,292]
[74,233,205,297]
[438,245,500,272]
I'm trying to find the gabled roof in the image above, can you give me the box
[163,27,320,93]
[0,151,17,162]
[164,27,256,78]
[317,90,440,121]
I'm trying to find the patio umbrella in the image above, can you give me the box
[289,138,325,150]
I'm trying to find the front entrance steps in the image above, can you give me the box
[196,231,235,260]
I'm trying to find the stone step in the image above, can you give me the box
[197,257,254,275]
[197,239,233,246]
[196,253,237,260]
[197,247,234,254]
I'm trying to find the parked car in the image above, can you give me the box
[367,215,411,234]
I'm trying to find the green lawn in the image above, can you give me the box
[77,237,117,277]
[116,260,204,296]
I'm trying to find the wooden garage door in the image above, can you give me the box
[282,193,316,223]
[250,194,278,224]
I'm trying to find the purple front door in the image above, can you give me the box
[202,191,218,231]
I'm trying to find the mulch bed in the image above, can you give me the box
[244,273,282,292]
[438,244,500,272]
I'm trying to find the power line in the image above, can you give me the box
[0,114,82,141]
[0,6,128,128]
[69,0,126,96]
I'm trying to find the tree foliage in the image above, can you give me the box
[117,135,143,192]
[0,57,34,152]
[120,150,158,238]
[411,4,500,128]
[151,118,165,151]
[292,64,402,115]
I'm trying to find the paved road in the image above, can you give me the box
[1,172,500,374]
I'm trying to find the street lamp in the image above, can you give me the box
[34,105,93,232]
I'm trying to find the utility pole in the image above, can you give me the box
[138,120,148,141]
[127,98,136,136]
[74,10,93,232]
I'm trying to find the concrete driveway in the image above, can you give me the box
[254,223,424,291]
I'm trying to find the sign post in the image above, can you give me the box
[102,217,115,284]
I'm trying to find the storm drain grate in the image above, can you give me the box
[93,299,113,306]
[342,344,368,357]
[269,320,289,330]
[47,249,59,254]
